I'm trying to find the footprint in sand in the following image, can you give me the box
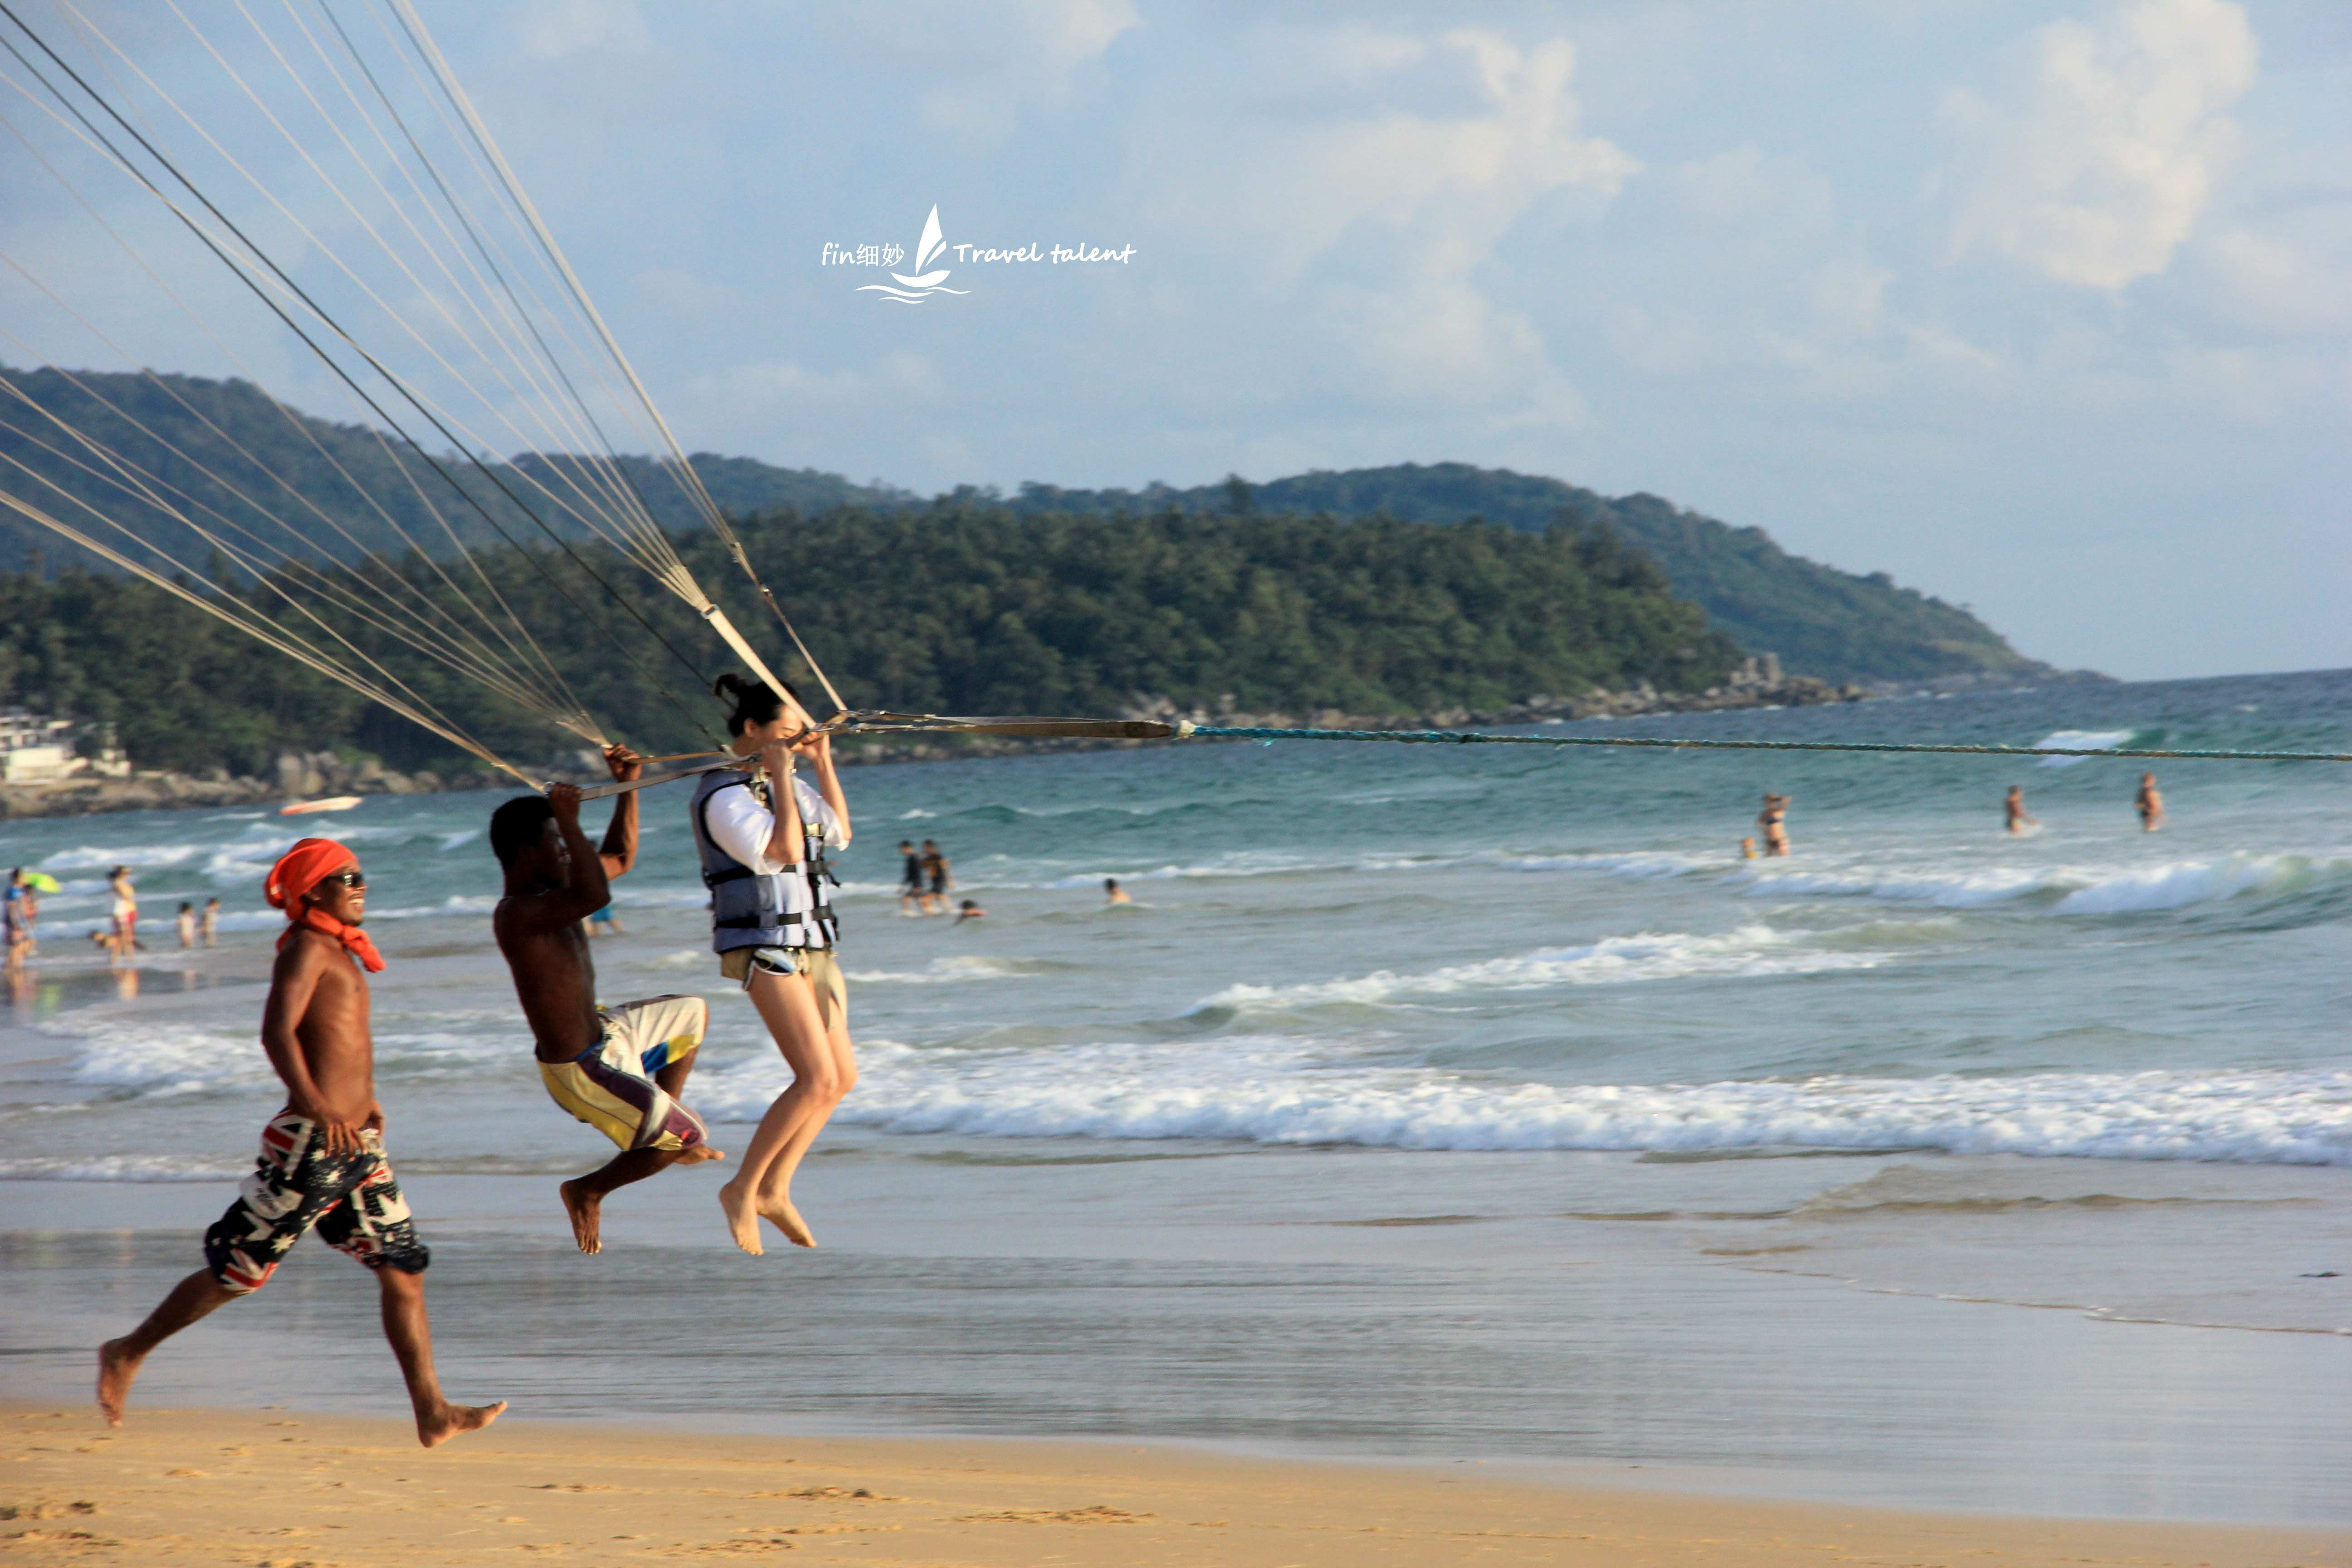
[956,1505,1153,1523]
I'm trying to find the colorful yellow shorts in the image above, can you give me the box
[538,994,710,1153]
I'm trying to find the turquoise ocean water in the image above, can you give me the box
[2,669,2346,1520]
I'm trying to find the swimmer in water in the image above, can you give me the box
[1739,837,1758,860]
[2136,773,2165,832]
[954,899,987,924]
[2005,786,2038,836]
[1104,877,1132,905]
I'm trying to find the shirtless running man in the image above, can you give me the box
[96,838,503,1448]
[491,748,723,1255]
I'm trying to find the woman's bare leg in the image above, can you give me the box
[715,970,841,1254]
[751,1008,857,1246]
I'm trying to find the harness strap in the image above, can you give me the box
[717,912,807,931]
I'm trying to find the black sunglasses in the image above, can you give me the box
[323,870,367,889]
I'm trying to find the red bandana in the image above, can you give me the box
[264,837,384,973]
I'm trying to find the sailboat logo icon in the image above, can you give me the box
[857,206,970,304]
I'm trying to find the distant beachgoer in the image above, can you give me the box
[176,902,196,948]
[1104,877,1131,905]
[3,869,27,966]
[2136,773,2165,832]
[95,838,504,1449]
[955,899,987,923]
[109,866,140,949]
[200,897,219,947]
[1757,794,1791,857]
[898,840,923,915]
[493,746,721,1255]
[1739,838,1758,860]
[585,903,624,937]
[921,839,951,914]
[2005,786,2038,836]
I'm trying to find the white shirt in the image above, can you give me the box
[703,773,840,872]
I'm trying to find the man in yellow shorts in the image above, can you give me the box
[490,749,724,1254]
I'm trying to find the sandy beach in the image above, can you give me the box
[5,1402,2344,1568]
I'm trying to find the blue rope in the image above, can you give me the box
[1186,725,2350,764]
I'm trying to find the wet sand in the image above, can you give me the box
[5,1403,2343,1567]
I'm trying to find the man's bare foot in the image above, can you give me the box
[758,1196,816,1249]
[717,1181,763,1255]
[416,1399,506,1450]
[96,1338,143,1427]
[559,1179,603,1255]
[676,1143,726,1166]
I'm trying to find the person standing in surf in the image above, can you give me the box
[108,865,139,950]
[897,839,924,916]
[692,674,855,1255]
[95,838,503,1449]
[3,869,29,966]
[1756,794,1792,857]
[2004,786,2038,836]
[491,745,722,1255]
[2136,773,2165,832]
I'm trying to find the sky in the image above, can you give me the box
[3,0,2347,680]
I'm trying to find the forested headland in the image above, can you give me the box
[0,505,1737,779]
[0,364,2063,783]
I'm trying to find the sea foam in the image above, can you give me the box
[1205,926,1885,1010]
[684,1036,2352,1166]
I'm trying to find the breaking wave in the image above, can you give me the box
[1204,926,1887,1010]
[684,1036,2352,1166]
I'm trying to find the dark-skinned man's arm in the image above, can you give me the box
[597,745,641,879]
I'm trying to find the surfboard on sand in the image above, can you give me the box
[279,796,363,816]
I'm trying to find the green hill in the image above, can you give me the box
[1,368,2051,698]
[1010,465,2043,684]
[0,367,906,575]
[0,505,1738,777]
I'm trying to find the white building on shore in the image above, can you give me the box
[0,708,131,784]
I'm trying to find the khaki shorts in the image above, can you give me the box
[720,945,847,1032]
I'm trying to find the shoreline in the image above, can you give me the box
[0,676,1878,823]
[5,1402,2341,1568]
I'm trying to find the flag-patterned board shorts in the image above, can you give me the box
[537,994,709,1154]
[202,1112,429,1295]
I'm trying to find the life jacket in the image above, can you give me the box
[689,768,815,953]
[793,775,843,950]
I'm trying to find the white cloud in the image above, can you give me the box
[1149,27,1633,416]
[1945,0,2259,289]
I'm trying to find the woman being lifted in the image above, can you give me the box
[692,674,854,1254]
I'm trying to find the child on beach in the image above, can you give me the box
[95,838,503,1449]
